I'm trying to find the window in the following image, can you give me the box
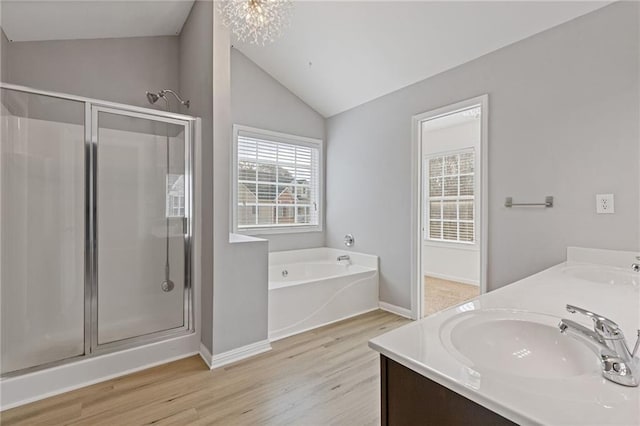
[233,125,322,233]
[426,150,475,243]
[166,174,185,217]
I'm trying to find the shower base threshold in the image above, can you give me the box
[0,331,199,410]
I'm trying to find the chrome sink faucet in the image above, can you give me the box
[558,304,639,387]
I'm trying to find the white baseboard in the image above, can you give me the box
[424,271,479,287]
[379,301,413,319]
[211,339,271,369]
[1,333,199,411]
[199,342,213,369]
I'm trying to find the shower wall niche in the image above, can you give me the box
[0,84,196,375]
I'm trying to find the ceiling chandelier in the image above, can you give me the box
[218,0,293,46]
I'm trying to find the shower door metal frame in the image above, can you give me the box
[0,83,196,376]
[89,105,195,354]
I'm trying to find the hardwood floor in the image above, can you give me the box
[1,310,410,425]
[423,276,479,317]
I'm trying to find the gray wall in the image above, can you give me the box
[326,2,640,309]
[231,48,326,252]
[179,0,214,353]
[212,9,269,355]
[0,30,8,82]
[181,1,270,358]
[2,34,179,108]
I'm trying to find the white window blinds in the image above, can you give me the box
[426,150,475,243]
[235,130,321,231]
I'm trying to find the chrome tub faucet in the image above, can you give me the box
[337,254,351,262]
[559,304,639,387]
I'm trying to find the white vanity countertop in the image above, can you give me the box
[369,249,640,425]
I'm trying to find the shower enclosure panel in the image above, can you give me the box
[0,89,86,374]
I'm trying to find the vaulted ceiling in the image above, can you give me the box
[1,1,611,117]
[234,1,611,117]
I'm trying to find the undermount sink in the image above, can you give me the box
[562,265,639,287]
[441,310,602,379]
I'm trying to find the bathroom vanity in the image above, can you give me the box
[379,355,515,425]
[369,248,640,425]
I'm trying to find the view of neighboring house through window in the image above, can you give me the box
[426,150,474,243]
[166,174,185,217]
[234,126,321,232]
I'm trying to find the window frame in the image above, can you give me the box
[232,124,324,235]
[423,148,478,249]
[166,173,186,218]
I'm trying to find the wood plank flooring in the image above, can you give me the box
[423,276,479,317]
[1,310,410,426]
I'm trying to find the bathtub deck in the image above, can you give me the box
[1,310,410,425]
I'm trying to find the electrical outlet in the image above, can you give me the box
[596,194,615,214]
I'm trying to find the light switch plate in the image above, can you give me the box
[596,194,614,214]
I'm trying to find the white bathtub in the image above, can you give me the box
[268,248,379,341]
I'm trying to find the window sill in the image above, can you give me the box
[229,233,268,244]
[235,225,323,236]
[422,240,479,251]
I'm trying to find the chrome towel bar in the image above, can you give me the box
[505,196,554,208]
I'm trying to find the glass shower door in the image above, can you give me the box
[93,107,190,347]
[0,89,86,373]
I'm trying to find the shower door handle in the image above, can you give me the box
[182,217,188,235]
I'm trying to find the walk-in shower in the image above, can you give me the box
[0,83,196,376]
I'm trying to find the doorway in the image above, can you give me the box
[411,96,488,319]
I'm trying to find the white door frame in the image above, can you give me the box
[410,95,489,320]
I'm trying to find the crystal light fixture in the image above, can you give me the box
[218,0,293,46]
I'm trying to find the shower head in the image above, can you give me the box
[146,91,161,105]
[145,89,190,109]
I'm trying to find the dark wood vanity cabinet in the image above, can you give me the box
[380,355,517,426]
